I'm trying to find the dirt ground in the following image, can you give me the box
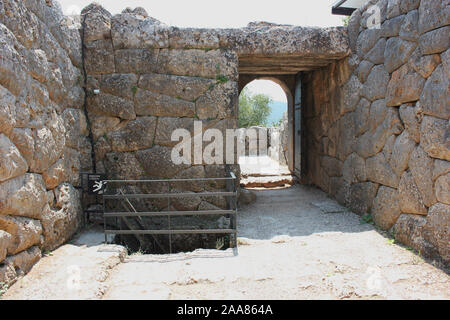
[3,185,449,300]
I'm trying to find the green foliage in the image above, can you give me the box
[272,118,283,127]
[131,85,138,95]
[360,214,374,225]
[342,16,350,26]
[238,87,272,128]
[0,282,8,298]
[216,74,229,83]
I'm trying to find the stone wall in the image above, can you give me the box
[303,0,449,265]
[0,0,90,286]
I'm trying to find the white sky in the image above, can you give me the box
[59,0,346,28]
[58,0,347,101]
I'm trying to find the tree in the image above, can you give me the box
[238,87,272,128]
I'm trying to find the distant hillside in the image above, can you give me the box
[267,100,287,126]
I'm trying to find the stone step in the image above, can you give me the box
[240,175,294,188]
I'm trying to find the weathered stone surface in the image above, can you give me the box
[365,38,386,64]
[114,48,159,74]
[433,159,450,181]
[399,10,419,41]
[384,37,417,73]
[425,203,450,264]
[42,158,65,189]
[81,3,112,42]
[380,14,405,37]
[87,92,135,120]
[409,145,437,207]
[386,63,425,106]
[104,151,145,180]
[340,75,361,115]
[139,73,214,102]
[83,40,115,74]
[398,171,427,214]
[136,146,190,178]
[362,65,389,101]
[62,108,88,149]
[135,89,195,118]
[106,116,157,152]
[156,49,238,81]
[400,0,420,13]
[0,173,47,219]
[348,182,378,215]
[195,81,238,120]
[347,9,361,52]
[0,84,16,134]
[390,130,416,177]
[0,246,41,285]
[0,134,28,182]
[99,74,138,100]
[0,230,13,262]
[393,214,433,259]
[418,0,450,34]
[172,166,206,192]
[387,0,402,19]
[0,216,42,255]
[342,153,366,184]
[355,60,374,84]
[409,50,441,78]
[353,98,370,136]
[8,129,34,172]
[366,152,399,188]
[419,26,450,55]
[420,65,450,119]
[320,156,343,177]
[154,117,195,147]
[372,186,401,230]
[399,103,421,143]
[41,184,82,250]
[90,115,121,141]
[435,173,450,204]
[356,28,381,59]
[420,116,450,161]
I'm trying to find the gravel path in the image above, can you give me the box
[4,185,449,300]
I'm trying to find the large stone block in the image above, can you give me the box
[399,103,421,143]
[398,171,427,214]
[362,65,389,101]
[419,26,450,55]
[365,38,386,65]
[393,214,433,259]
[0,246,41,286]
[386,63,425,106]
[195,81,238,120]
[408,49,441,78]
[154,117,195,147]
[418,0,450,34]
[87,92,136,120]
[83,39,115,74]
[0,216,42,255]
[40,184,82,250]
[136,146,190,178]
[139,73,214,102]
[135,89,195,118]
[420,65,450,120]
[384,37,417,73]
[433,159,450,181]
[0,174,47,219]
[356,28,381,59]
[104,151,145,180]
[371,186,401,230]
[424,203,450,264]
[0,134,28,182]
[0,230,13,263]
[99,74,138,100]
[348,182,378,215]
[62,108,88,149]
[81,3,112,42]
[380,14,405,38]
[366,152,399,188]
[399,10,419,41]
[156,49,238,81]
[409,145,437,207]
[389,130,416,177]
[342,153,366,184]
[435,173,450,204]
[420,115,450,161]
[106,116,157,152]
[115,49,159,74]
[0,84,16,135]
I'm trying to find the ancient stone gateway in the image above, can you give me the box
[0,0,449,286]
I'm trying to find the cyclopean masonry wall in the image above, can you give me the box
[0,0,90,286]
[80,4,348,252]
[303,0,449,265]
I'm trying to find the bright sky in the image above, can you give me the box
[58,0,345,101]
[59,0,345,28]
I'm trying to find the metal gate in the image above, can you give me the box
[100,171,238,253]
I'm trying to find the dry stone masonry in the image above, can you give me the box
[303,0,449,264]
[0,0,448,285]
